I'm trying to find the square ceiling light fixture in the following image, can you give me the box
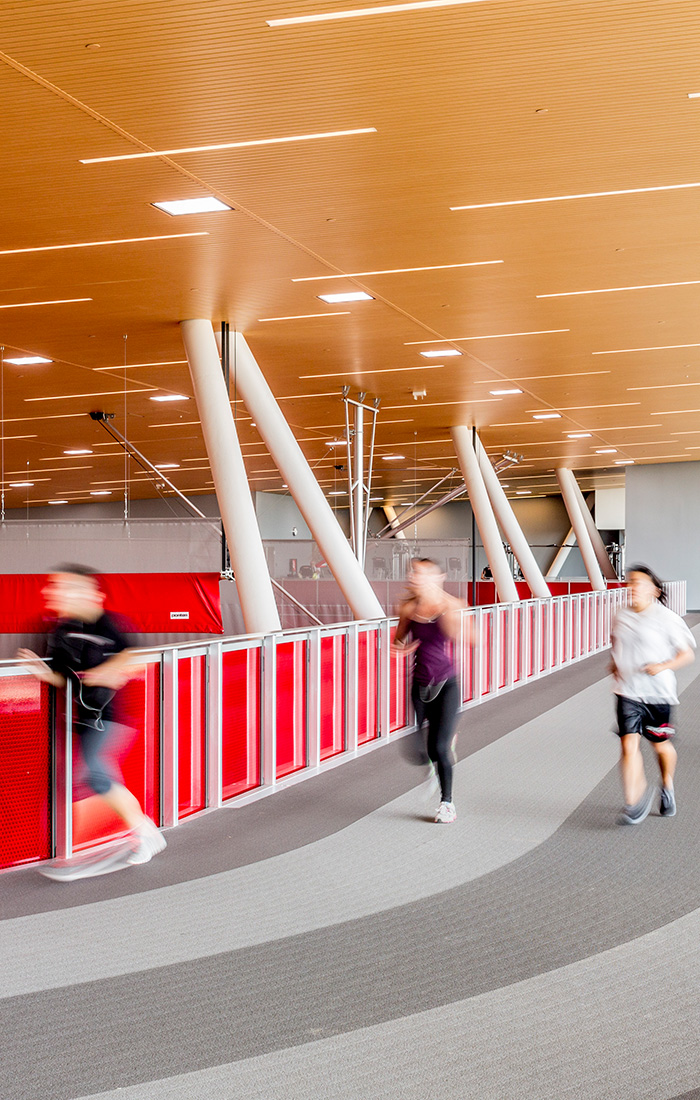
[152,197,232,216]
[5,356,52,365]
[317,291,374,303]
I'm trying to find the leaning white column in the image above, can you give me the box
[228,331,384,621]
[383,504,406,540]
[568,475,618,581]
[181,319,281,634]
[546,492,593,578]
[452,425,518,603]
[555,468,606,591]
[476,437,550,599]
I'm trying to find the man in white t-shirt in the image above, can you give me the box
[611,565,696,825]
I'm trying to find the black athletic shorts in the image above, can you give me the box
[615,695,674,742]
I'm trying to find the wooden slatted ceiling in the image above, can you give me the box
[0,0,698,507]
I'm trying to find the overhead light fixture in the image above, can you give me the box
[593,342,700,355]
[317,291,374,304]
[538,279,700,299]
[515,489,531,495]
[566,432,592,439]
[382,454,406,460]
[258,312,351,321]
[154,463,181,469]
[5,356,52,365]
[421,349,461,358]
[533,412,561,420]
[150,394,189,402]
[328,490,345,496]
[300,364,445,379]
[405,329,569,344]
[48,499,68,505]
[64,449,94,455]
[326,439,345,446]
[0,235,206,257]
[595,449,617,454]
[90,490,112,496]
[615,460,635,465]
[451,180,700,211]
[9,481,34,487]
[268,0,490,24]
[25,388,154,402]
[294,260,502,281]
[81,128,377,163]
[0,298,92,310]
[490,388,522,395]
[152,197,232,216]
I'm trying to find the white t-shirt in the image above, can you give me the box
[611,601,696,705]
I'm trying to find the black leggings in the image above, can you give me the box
[411,677,460,802]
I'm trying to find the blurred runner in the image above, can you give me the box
[18,565,166,877]
[611,564,695,825]
[393,558,466,823]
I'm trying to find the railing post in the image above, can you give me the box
[474,608,484,698]
[261,634,277,787]
[54,679,73,860]
[533,600,543,678]
[307,629,321,768]
[346,623,359,753]
[491,606,501,694]
[161,649,179,827]
[206,641,222,810]
[378,619,391,739]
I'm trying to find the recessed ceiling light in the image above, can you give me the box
[150,394,189,402]
[48,499,68,505]
[152,197,233,216]
[533,413,561,420]
[382,454,406,460]
[592,342,700,355]
[81,128,377,163]
[538,279,700,299]
[25,388,154,402]
[328,490,345,496]
[595,449,617,454]
[0,235,206,257]
[615,460,635,465]
[405,329,569,344]
[268,0,489,24]
[490,388,522,395]
[317,291,374,304]
[0,298,92,310]
[64,449,94,455]
[421,349,461,358]
[566,432,592,439]
[90,490,112,496]
[258,312,351,322]
[451,180,700,211]
[155,463,181,469]
[5,356,52,365]
[294,260,502,281]
[515,489,531,495]
[9,481,33,487]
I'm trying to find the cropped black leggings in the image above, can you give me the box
[411,677,460,803]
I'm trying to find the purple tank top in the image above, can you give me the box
[409,617,456,685]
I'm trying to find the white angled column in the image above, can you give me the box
[546,492,593,579]
[227,331,384,622]
[452,425,518,603]
[476,437,551,599]
[180,319,281,634]
[569,477,618,580]
[555,468,606,591]
[383,504,406,540]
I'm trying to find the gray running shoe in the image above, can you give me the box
[617,784,655,826]
[659,786,677,817]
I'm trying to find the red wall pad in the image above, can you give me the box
[0,573,223,634]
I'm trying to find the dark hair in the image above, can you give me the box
[54,563,98,578]
[410,557,444,572]
[626,563,666,605]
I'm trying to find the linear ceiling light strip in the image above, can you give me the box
[80,128,377,164]
[267,0,490,25]
[451,181,700,210]
[0,234,207,257]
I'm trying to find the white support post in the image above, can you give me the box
[226,331,384,622]
[568,475,618,581]
[556,468,606,591]
[452,426,519,603]
[54,679,73,860]
[181,319,281,634]
[307,630,321,769]
[383,504,406,539]
[378,619,391,738]
[161,650,179,828]
[261,635,276,788]
[346,623,359,753]
[206,642,222,810]
[546,493,596,578]
[476,437,551,599]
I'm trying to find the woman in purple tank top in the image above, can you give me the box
[393,558,466,824]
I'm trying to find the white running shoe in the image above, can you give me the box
[435,800,457,824]
[128,818,167,864]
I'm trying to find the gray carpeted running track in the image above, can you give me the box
[3,625,700,1100]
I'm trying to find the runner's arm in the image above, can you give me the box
[17,648,65,688]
